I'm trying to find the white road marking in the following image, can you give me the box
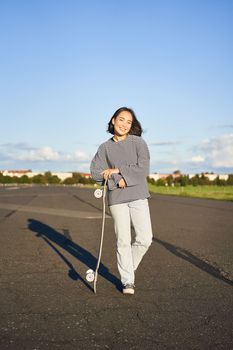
[0,202,110,219]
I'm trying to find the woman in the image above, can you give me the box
[90,107,153,295]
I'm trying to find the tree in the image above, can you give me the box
[18,175,31,184]
[72,172,83,183]
[156,178,166,186]
[173,170,181,175]
[227,174,233,186]
[63,177,76,185]
[190,174,199,186]
[214,176,227,186]
[32,174,46,184]
[49,175,61,184]
[166,175,173,186]
[1,175,13,184]
[147,176,156,185]
[176,175,189,187]
[199,173,211,186]
[44,171,52,180]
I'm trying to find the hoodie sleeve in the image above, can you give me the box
[119,137,150,187]
[90,144,123,190]
[90,144,108,186]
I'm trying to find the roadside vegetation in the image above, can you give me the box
[1,171,233,201]
[0,171,95,186]
[147,173,233,201]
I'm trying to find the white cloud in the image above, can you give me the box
[74,151,90,161]
[150,141,181,146]
[65,151,90,162]
[17,147,59,161]
[191,155,205,163]
[200,134,233,168]
[0,142,93,171]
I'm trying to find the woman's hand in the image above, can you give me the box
[118,178,126,188]
[101,168,119,180]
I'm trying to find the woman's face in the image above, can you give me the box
[112,111,133,136]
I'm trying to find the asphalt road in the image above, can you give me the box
[0,185,232,350]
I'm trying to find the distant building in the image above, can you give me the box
[1,170,32,177]
[148,174,160,181]
[149,172,229,181]
[149,173,182,181]
[0,170,229,182]
[219,174,229,180]
[26,172,41,178]
[0,170,91,181]
[79,172,91,179]
[202,174,217,181]
[49,172,72,181]
[188,173,229,181]
[51,172,91,180]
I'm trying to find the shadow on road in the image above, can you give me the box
[28,218,121,292]
[153,237,233,287]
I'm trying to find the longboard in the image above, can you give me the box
[86,181,107,293]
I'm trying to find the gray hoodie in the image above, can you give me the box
[90,134,150,206]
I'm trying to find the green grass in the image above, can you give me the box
[148,184,233,201]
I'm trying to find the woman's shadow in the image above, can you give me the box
[154,237,233,287]
[28,218,121,292]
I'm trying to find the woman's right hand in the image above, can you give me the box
[101,168,119,180]
[118,179,126,188]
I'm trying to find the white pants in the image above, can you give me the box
[109,198,153,286]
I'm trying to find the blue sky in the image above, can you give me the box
[0,0,233,174]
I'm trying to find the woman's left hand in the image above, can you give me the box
[101,168,119,180]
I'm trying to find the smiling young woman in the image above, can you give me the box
[90,107,153,295]
[111,110,133,141]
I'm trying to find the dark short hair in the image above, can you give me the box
[107,107,143,136]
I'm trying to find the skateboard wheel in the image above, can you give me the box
[86,269,95,282]
[94,189,103,198]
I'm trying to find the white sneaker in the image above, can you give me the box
[122,284,135,295]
